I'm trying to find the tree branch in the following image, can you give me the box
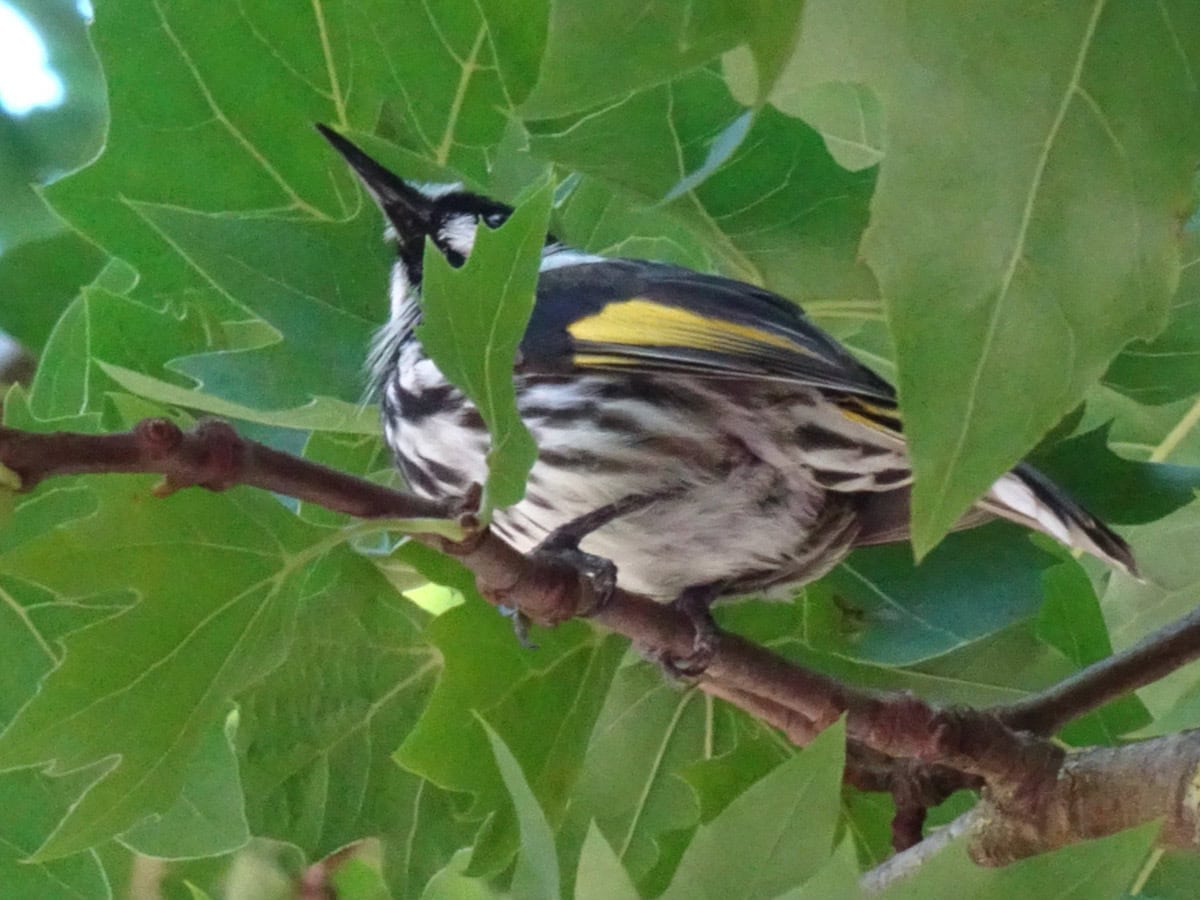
[0,419,457,521]
[4,418,1200,867]
[994,604,1200,736]
[864,730,1200,891]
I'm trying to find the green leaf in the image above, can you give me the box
[1035,564,1150,745]
[525,1,816,119]
[0,461,20,494]
[839,790,896,871]
[879,820,1159,899]
[773,1,1200,554]
[780,81,884,172]
[527,69,880,302]
[420,848,505,900]
[375,0,546,180]
[0,769,111,900]
[416,174,553,514]
[26,297,89,419]
[680,729,791,823]
[234,569,462,900]
[554,177,720,272]
[129,203,381,410]
[0,230,107,354]
[0,469,339,858]
[720,2,807,109]
[99,363,379,435]
[564,666,722,892]
[575,822,640,900]
[1080,386,1200,466]
[1104,232,1200,405]
[480,721,559,900]
[521,1,742,117]
[42,0,382,305]
[815,523,1057,665]
[474,0,550,108]
[183,882,216,900]
[395,599,623,876]
[779,837,863,900]
[0,478,15,533]
[662,718,845,900]
[1100,501,1200,733]
[119,710,250,859]
[757,595,1096,710]
[1142,849,1200,899]
[23,278,234,423]
[332,857,393,900]
[1031,424,1200,524]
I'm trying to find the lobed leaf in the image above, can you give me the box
[766,0,1200,554]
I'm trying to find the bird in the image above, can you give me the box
[316,124,1136,662]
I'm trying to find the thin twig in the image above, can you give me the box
[994,604,1200,736]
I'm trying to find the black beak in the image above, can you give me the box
[315,124,436,243]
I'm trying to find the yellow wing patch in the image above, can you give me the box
[567,298,813,357]
[571,353,638,367]
[837,396,903,435]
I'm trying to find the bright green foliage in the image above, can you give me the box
[662,718,845,899]
[1105,233,1200,406]
[482,722,560,900]
[119,712,249,859]
[763,1,1200,554]
[0,0,1199,897]
[780,838,864,900]
[575,823,640,900]
[418,176,554,514]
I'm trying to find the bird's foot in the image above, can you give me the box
[497,604,538,649]
[524,493,664,619]
[530,535,618,618]
[658,585,722,678]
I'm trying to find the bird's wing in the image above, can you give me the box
[523,258,899,413]
[520,258,1139,574]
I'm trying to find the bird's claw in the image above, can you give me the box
[498,604,538,650]
[657,617,719,680]
[657,586,721,679]
[532,543,617,617]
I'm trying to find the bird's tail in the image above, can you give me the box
[981,463,1138,577]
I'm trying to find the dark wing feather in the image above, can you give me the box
[521,258,897,405]
[519,257,1138,573]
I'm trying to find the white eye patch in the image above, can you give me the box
[414,181,463,198]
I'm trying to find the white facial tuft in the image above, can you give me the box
[437,213,480,258]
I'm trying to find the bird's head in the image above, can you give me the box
[316,124,518,300]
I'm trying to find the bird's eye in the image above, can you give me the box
[483,212,507,228]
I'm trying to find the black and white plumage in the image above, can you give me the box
[318,125,1136,612]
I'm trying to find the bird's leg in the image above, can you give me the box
[500,492,667,645]
[529,492,663,617]
[660,583,724,678]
